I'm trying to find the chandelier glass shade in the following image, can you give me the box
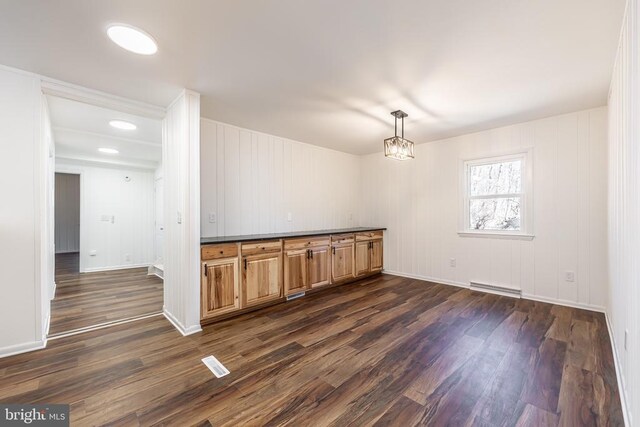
[384,110,415,160]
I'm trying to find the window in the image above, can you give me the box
[460,151,533,239]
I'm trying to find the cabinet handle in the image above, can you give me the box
[310,250,314,259]
[204,264,208,276]
[244,259,247,270]
[332,247,336,255]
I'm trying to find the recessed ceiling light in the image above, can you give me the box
[99,148,119,154]
[107,24,158,55]
[109,120,137,130]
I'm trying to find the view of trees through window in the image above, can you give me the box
[468,159,522,230]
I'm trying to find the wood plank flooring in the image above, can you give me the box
[3,274,623,426]
[49,253,163,335]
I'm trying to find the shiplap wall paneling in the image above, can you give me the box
[608,0,637,423]
[56,160,155,272]
[360,107,608,311]
[200,119,361,238]
[54,173,80,253]
[0,66,47,355]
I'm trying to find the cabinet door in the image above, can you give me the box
[243,253,282,307]
[355,241,371,277]
[308,246,330,288]
[284,249,308,295]
[201,258,239,319]
[370,239,383,272]
[331,243,354,283]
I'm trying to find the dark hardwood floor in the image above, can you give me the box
[50,253,163,335]
[3,274,622,426]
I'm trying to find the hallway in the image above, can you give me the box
[49,253,163,335]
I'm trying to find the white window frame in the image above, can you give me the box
[458,149,534,240]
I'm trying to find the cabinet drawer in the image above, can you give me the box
[241,240,282,256]
[201,243,238,260]
[284,236,330,250]
[355,230,383,241]
[331,233,354,244]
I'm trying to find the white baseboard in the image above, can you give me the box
[82,263,151,273]
[163,308,202,336]
[0,339,47,359]
[147,264,164,279]
[383,270,469,289]
[521,293,606,313]
[605,311,631,427]
[383,270,606,313]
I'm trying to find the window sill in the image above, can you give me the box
[457,231,535,241]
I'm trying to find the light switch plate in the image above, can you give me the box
[564,271,575,282]
[209,212,217,223]
[287,212,292,222]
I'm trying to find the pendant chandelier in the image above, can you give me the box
[384,110,415,160]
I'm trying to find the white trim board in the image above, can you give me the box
[81,263,152,273]
[163,308,202,336]
[605,311,631,427]
[382,270,606,313]
[0,339,47,359]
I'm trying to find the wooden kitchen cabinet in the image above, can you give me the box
[201,257,240,319]
[201,230,383,324]
[284,249,308,295]
[355,232,384,277]
[355,241,371,277]
[331,234,355,283]
[242,241,283,307]
[284,237,330,294]
[308,245,330,288]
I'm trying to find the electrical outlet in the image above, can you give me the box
[449,258,456,268]
[209,212,217,223]
[625,329,629,351]
[564,271,575,282]
[177,211,182,224]
[89,250,97,257]
[287,212,292,222]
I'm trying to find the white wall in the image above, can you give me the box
[54,173,80,253]
[56,159,155,272]
[360,107,608,311]
[608,0,637,423]
[200,118,361,237]
[163,90,201,336]
[0,66,48,356]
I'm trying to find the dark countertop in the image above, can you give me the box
[201,227,386,245]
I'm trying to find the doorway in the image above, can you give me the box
[54,172,80,276]
[47,95,164,336]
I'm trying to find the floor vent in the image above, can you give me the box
[202,355,230,378]
[286,291,306,301]
[469,281,522,298]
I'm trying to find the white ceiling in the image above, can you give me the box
[47,96,162,169]
[0,0,625,154]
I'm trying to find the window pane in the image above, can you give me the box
[469,197,521,230]
[469,160,521,196]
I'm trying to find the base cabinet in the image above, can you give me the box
[241,240,283,307]
[331,243,355,283]
[201,258,240,319]
[201,230,383,323]
[308,246,330,288]
[284,249,308,295]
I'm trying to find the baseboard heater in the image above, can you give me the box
[469,281,522,298]
[286,291,306,301]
